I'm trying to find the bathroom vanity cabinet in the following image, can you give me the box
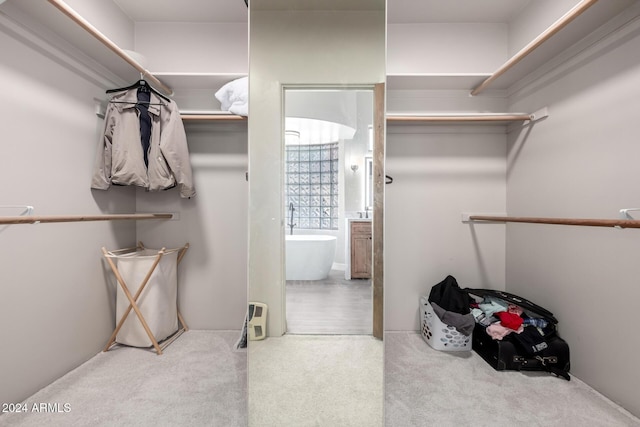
[350,220,372,279]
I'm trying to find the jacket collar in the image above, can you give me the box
[109,88,169,116]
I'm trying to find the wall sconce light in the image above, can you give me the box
[285,130,301,145]
[350,164,359,173]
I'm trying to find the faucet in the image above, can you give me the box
[287,202,296,235]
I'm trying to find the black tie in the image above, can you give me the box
[136,88,152,168]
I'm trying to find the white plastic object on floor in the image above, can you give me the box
[419,296,472,351]
[248,302,268,341]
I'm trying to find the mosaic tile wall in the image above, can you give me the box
[285,143,339,230]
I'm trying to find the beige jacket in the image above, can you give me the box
[91,89,195,198]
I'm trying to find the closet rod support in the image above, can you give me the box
[619,209,640,220]
[529,107,549,122]
[0,205,34,216]
[461,212,507,223]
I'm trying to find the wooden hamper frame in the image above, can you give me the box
[102,242,190,355]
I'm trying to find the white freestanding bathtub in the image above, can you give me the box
[285,235,337,280]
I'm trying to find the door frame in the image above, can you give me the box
[372,82,384,339]
[281,84,385,338]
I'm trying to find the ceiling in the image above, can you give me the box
[112,0,249,23]
[112,0,530,24]
[388,0,530,24]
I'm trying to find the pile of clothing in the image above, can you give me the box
[426,276,557,356]
[427,275,474,337]
[426,277,570,378]
[469,292,555,355]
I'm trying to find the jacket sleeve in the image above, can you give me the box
[90,105,116,190]
[160,102,196,198]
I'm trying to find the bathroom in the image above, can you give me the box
[283,88,375,335]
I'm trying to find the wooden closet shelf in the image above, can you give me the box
[0,213,173,225]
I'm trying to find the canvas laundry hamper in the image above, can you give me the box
[114,248,179,347]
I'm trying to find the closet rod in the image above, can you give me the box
[468,215,640,229]
[45,0,173,96]
[387,114,532,123]
[193,114,535,123]
[470,0,599,96]
[181,114,247,121]
[0,213,172,225]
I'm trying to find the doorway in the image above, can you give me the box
[283,87,377,335]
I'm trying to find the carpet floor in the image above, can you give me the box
[385,331,640,427]
[3,331,639,427]
[249,334,384,427]
[0,331,247,427]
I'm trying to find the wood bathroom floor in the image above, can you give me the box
[286,269,372,334]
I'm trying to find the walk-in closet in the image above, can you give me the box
[1,0,640,426]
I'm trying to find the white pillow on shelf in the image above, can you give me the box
[214,76,248,116]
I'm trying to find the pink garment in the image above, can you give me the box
[486,322,524,340]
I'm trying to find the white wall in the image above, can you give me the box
[249,9,385,336]
[0,24,135,405]
[507,0,579,56]
[506,8,640,417]
[387,23,507,74]
[134,21,248,112]
[384,77,510,331]
[65,0,135,50]
[135,122,248,330]
[134,22,248,74]
[385,125,506,330]
[131,18,249,331]
[507,0,634,57]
